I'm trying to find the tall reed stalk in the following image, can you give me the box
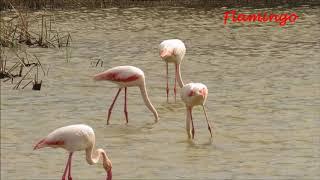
[1,7,71,90]
[1,7,71,48]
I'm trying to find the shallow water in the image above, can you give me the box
[1,6,320,179]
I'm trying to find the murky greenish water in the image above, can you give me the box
[1,6,320,180]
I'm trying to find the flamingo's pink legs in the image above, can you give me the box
[67,152,73,180]
[62,152,73,180]
[202,106,213,138]
[107,88,122,125]
[188,107,195,139]
[106,169,112,180]
[124,87,128,124]
[166,62,169,103]
[174,63,178,102]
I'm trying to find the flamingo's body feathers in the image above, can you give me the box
[33,124,112,180]
[34,124,94,152]
[94,66,159,123]
[159,39,186,63]
[159,39,186,98]
[181,83,212,139]
[181,83,208,107]
[94,66,144,87]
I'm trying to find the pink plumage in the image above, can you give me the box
[33,124,112,180]
[181,83,213,139]
[94,66,142,84]
[159,39,186,102]
[94,66,159,124]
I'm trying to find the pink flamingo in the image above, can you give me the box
[94,65,159,125]
[181,83,213,139]
[33,124,112,180]
[159,39,186,102]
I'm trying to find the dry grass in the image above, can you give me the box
[1,6,70,90]
[0,47,48,90]
[0,7,71,48]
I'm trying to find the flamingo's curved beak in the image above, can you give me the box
[33,139,46,150]
[198,88,207,98]
[106,169,112,180]
[160,49,173,58]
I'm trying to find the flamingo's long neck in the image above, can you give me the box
[176,63,184,88]
[86,144,112,180]
[139,82,159,122]
[85,144,110,166]
[186,107,192,139]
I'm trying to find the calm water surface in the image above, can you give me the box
[1,6,320,179]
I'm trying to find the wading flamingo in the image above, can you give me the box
[159,39,186,102]
[94,66,159,125]
[33,124,112,180]
[181,83,213,139]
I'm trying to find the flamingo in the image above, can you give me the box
[181,83,213,139]
[33,124,112,180]
[94,65,159,125]
[159,39,186,102]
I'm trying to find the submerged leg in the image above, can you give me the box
[67,152,73,180]
[202,105,213,138]
[62,152,73,180]
[166,62,169,103]
[107,88,122,125]
[174,63,177,103]
[124,87,128,124]
[190,108,195,139]
[186,107,192,139]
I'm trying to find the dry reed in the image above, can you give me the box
[90,57,104,67]
[1,6,72,90]
[0,48,47,90]
[1,6,71,48]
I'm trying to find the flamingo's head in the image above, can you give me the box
[188,87,207,99]
[103,158,112,180]
[33,138,47,150]
[197,88,208,99]
[159,48,174,59]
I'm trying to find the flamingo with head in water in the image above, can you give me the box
[33,124,112,180]
[159,39,186,102]
[94,65,159,125]
[181,83,213,139]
